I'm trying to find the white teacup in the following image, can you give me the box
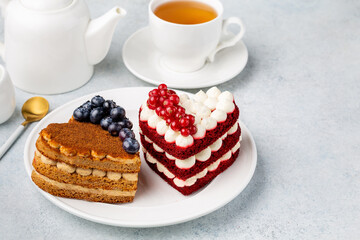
[0,65,16,124]
[149,0,245,73]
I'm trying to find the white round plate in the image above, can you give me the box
[122,27,248,89]
[24,87,257,228]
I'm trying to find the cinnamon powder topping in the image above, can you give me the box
[40,121,139,159]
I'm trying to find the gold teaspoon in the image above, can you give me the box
[0,97,49,159]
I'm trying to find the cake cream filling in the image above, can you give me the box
[35,150,138,181]
[41,133,137,164]
[145,140,241,188]
[34,171,136,197]
[140,87,236,147]
[142,121,240,169]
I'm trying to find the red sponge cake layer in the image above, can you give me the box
[140,126,241,180]
[144,150,240,195]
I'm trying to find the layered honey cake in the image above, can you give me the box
[139,84,241,195]
[32,96,141,203]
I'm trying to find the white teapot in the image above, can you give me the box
[0,0,126,94]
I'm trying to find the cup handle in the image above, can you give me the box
[207,17,245,63]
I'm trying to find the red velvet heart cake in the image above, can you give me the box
[139,84,241,195]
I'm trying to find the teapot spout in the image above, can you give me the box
[85,6,126,65]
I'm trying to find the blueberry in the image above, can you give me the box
[123,138,140,154]
[91,95,105,107]
[81,100,93,110]
[119,128,135,141]
[100,116,113,130]
[118,118,127,128]
[110,106,126,121]
[108,122,122,136]
[124,119,133,129]
[73,107,90,122]
[103,100,117,113]
[90,107,105,124]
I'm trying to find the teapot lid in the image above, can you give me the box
[21,0,73,11]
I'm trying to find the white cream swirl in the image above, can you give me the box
[179,93,190,104]
[220,150,232,161]
[218,91,234,102]
[195,147,211,162]
[216,100,235,114]
[164,129,179,143]
[140,106,154,122]
[206,87,221,98]
[210,109,227,122]
[210,138,222,151]
[201,117,217,130]
[165,152,176,160]
[194,90,208,103]
[204,97,218,110]
[148,114,162,129]
[231,142,241,153]
[175,156,196,169]
[153,143,164,153]
[175,135,194,148]
[207,159,221,171]
[228,122,239,135]
[192,124,206,139]
[156,120,168,136]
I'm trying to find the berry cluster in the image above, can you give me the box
[147,84,197,137]
[73,96,139,154]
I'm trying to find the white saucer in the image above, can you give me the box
[122,27,248,89]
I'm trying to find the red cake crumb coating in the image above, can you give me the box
[139,105,239,159]
[144,149,240,195]
[140,125,241,180]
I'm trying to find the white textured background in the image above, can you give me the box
[0,0,359,239]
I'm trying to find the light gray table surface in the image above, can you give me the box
[0,0,359,239]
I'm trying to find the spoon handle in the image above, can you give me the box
[0,125,25,160]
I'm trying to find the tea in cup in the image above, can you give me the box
[149,0,245,72]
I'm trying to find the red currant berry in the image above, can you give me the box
[169,95,180,105]
[159,109,167,118]
[149,89,159,97]
[158,84,167,90]
[148,96,158,106]
[180,128,190,137]
[159,89,168,96]
[168,89,176,95]
[177,106,185,114]
[165,106,176,117]
[180,117,190,128]
[186,115,195,125]
[163,99,174,107]
[155,106,162,115]
[189,125,197,135]
[170,121,181,131]
[175,112,185,119]
[147,100,156,110]
[159,96,166,105]
[166,118,172,125]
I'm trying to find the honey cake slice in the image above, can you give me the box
[31,121,140,203]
